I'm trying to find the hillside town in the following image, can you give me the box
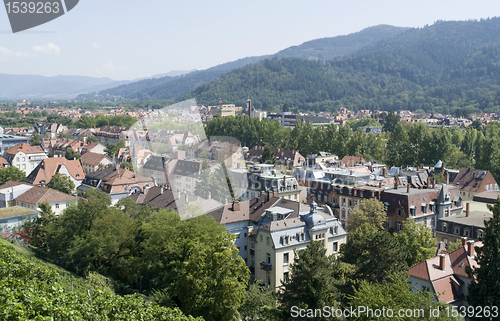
[0,100,498,314]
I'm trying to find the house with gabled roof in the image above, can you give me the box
[450,168,499,201]
[79,152,113,174]
[4,143,47,175]
[15,186,78,215]
[26,157,85,190]
[408,239,482,305]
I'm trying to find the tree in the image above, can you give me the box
[104,139,126,158]
[47,173,75,195]
[386,122,414,167]
[395,219,437,267]
[239,281,277,321]
[29,132,41,146]
[86,135,100,143]
[382,110,400,133]
[22,202,57,251]
[65,147,80,160]
[347,198,387,232]
[467,198,500,316]
[260,145,276,165]
[447,239,463,252]
[120,162,134,172]
[341,223,408,283]
[349,272,464,321]
[279,241,343,321]
[0,166,25,185]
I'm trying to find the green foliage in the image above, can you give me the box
[86,135,100,143]
[447,239,463,252]
[22,202,57,250]
[260,146,276,165]
[349,272,464,321]
[104,139,126,158]
[239,281,277,321]
[0,241,202,320]
[346,117,381,132]
[120,162,134,172]
[47,173,76,195]
[340,223,408,284]
[347,198,388,232]
[467,198,500,317]
[394,220,437,267]
[194,163,233,203]
[65,147,80,160]
[0,166,26,185]
[29,132,41,146]
[382,110,400,133]
[279,241,343,321]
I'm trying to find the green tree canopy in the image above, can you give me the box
[260,145,276,165]
[47,172,76,195]
[279,241,343,321]
[395,219,437,267]
[347,198,388,232]
[0,166,26,185]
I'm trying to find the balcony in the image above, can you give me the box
[260,262,272,271]
[250,248,255,256]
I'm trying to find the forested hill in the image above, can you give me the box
[79,25,408,101]
[181,17,500,114]
[274,24,408,60]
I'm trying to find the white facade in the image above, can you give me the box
[0,183,33,208]
[10,150,47,175]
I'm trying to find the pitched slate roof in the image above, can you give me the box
[15,186,77,204]
[451,168,498,193]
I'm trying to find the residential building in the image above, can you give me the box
[0,126,29,154]
[171,160,202,195]
[80,142,107,155]
[436,203,492,244]
[15,186,78,215]
[248,201,347,288]
[49,138,86,157]
[338,155,367,167]
[0,181,34,208]
[242,164,301,202]
[35,122,68,139]
[450,168,499,201]
[4,143,47,175]
[212,103,236,118]
[408,240,482,305]
[77,166,154,205]
[245,146,305,175]
[267,113,332,128]
[26,157,85,190]
[79,152,113,173]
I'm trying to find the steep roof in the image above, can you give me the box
[15,186,77,204]
[26,157,85,185]
[451,168,498,193]
[79,152,112,167]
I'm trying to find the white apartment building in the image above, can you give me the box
[4,143,47,175]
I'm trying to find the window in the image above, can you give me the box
[176,175,181,179]
[454,227,460,235]
[22,157,25,162]
[422,204,427,214]
[22,164,26,170]
[186,177,191,181]
[266,253,271,264]
[55,203,59,209]
[266,237,270,246]
[260,235,263,242]
[464,229,470,237]
[244,233,247,237]
[66,202,70,207]
[410,206,416,217]
[283,272,289,283]
[349,200,352,207]
[283,252,289,264]
[300,233,305,241]
[31,164,34,169]
[333,241,338,253]
[396,222,402,232]
[16,157,19,162]
[354,190,357,196]
[244,245,247,250]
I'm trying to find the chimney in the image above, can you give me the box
[407,184,410,193]
[232,201,240,211]
[467,240,475,257]
[208,191,211,200]
[176,191,181,199]
[433,177,436,188]
[395,179,399,189]
[466,203,470,217]
[445,172,449,185]
[461,237,467,247]
[266,191,270,202]
[427,177,430,189]
[160,187,164,195]
[439,254,446,271]
[378,182,382,188]
[185,193,189,204]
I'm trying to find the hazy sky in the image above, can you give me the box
[1,0,500,80]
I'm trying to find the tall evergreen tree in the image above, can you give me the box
[467,198,500,317]
[279,241,342,321]
[260,146,276,165]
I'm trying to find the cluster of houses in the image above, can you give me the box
[1,103,499,308]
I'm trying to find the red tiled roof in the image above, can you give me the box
[5,143,44,155]
[15,186,77,204]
